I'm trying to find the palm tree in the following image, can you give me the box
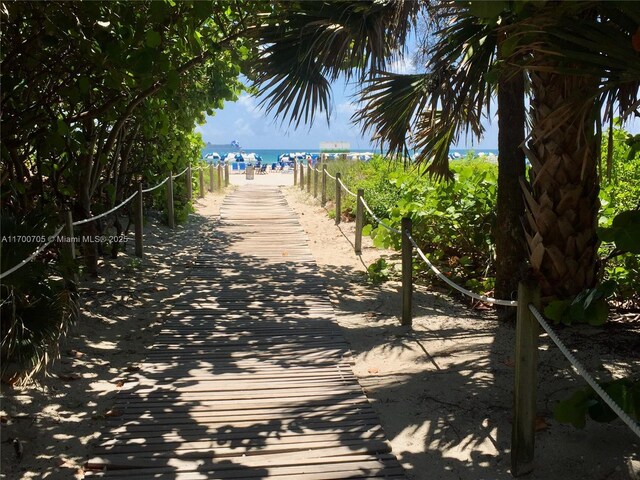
[355,4,528,307]
[252,0,639,301]
[506,2,640,298]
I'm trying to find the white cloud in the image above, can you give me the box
[237,93,262,119]
[336,101,357,116]
[233,118,255,137]
[388,56,416,74]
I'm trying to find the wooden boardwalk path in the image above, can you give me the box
[86,186,405,479]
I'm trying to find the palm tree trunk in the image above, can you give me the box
[523,70,600,299]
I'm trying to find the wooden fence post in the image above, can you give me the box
[209,164,214,192]
[401,217,413,326]
[199,167,205,198]
[167,172,175,229]
[134,183,143,257]
[217,164,223,191]
[294,161,298,186]
[335,172,342,225]
[321,164,327,207]
[355,188,364,255]
[313,164,319,198]
[224,163,230,187]
[299,162,304,190]
[512,281,540,477]
[186,165,192,201]
[306,163,311,193]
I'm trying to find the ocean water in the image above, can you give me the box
[200,147,499,163]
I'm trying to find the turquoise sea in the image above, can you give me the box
[200,146,499,163]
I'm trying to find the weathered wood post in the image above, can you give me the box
[209,164,215,192]
[134,183,143,257]
[401,217,413,326]
[199,167,205,198]
[299,162,304,190]
[306,163,311,193]
[355,188,365,255]
[217,164,223,191]
[294,161,298,186]
[64,209,75,259]
[512,281,540,477]
[335,172,342,225]
[321,164,327,207]
[224,163,230,187]
[167,171,175,229]
[186,165,192,201]
[313,163,319,198]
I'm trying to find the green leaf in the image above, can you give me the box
[553,389,592,428]
[166,70,180,90]
[611,210,640,254]
[597,226,616,242]
[56,119,69,135]
[466,1,508,21]
[362,224,372,236]
[585,300,608,326]
[78,77,90,94]
[145,30,161,48]
[544,300,569,324]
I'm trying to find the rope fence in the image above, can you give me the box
[1,162,226,280]
[0,226,65,280]
[298,159,640,474]
[338,177,357,198]
[72,191,139,226]
[172,166,189,179]
[529,304,640,438]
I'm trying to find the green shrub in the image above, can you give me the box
[365,159,498,293]
[599,124,640,303]
[0,214,79,384]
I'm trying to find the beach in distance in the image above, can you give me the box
[200,147,500,163]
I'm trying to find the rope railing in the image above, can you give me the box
[338,177,357,198]
[172,166,189,179]
[405,230,518,307]
[528,305,640,438]
[0,225,65,280]
[1,162,215,279]
[72,191,139,226]
[359,196,403,235]
[300,161,639,470]
[141,176,169,194]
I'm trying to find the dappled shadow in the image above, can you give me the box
[0,198,224,478]
[310,226,639,479]
[83,186,405,479]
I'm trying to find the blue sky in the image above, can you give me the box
[197,57,638,151]
[197,52,501,151]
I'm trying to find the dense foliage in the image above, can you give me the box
[324,133,639,309]
[0,1,259,380]
[598,125,640,304]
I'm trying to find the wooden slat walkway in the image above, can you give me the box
[86,186,405,479]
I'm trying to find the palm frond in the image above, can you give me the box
[249,0,421,127]
[354,5,498,179]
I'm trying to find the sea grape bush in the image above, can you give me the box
[339,158,500,295]
[327,130,638,308]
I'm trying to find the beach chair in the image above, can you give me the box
[231,163,239,172]
[259,164,268,174]
[271,162,278,172]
